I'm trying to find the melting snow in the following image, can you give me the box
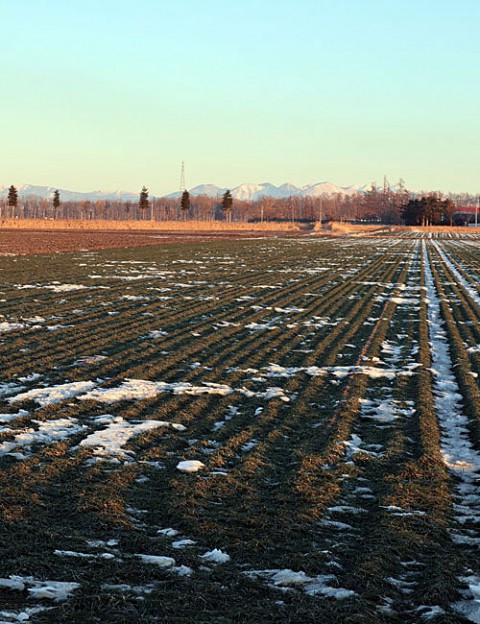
[261,363,419,380]
[245,321,279,331]
[78,415,186,461]
[121,295,149,301]
[343,434,384,459]
[176,460,205,473]
[263,364,326,378]
[454,575,480,623]
[0,606,49,622]
[147,330,169,338]
[81,379,234,402]
[243,569,355,599]
[54,550,115,560]
[157,528,181,537]
[0,321,25,333]
[9,381,96,407]
[74,355,107,366]
[0,576,80,601]
[80,378,289,403]
[200,549,231,564]
[424,242,480,621]
[0,383,25,398]
[136,554,176,568]
[424,244,480,476]
[388,296,419,305]
[0,410,28,424]
[360,398,414,423]
[0,418,86,458]
[273,306,305,313]
[171,539,196,549]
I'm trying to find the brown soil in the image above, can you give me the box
[0,228,291,256]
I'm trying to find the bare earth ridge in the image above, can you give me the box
[0,228,293,255]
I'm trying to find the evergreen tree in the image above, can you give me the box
[7,185,18,209]
[53,189,61,216]
[180,190,190,219]
[221,190,233,221]
[139,186,149,216]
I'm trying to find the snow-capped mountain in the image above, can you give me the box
[166,181,370,201]
[232,183,293,201]
[303,182,371,197]
[164,184,227,199]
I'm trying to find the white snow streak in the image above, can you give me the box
[423,241,480,621]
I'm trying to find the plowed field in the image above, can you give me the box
[1,234,480,623]
[0,228,289,255]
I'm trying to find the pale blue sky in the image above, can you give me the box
[1,0,479,195]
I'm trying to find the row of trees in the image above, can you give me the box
[6,185,61,218]
[139,186,234,221]
[401,195,457,226]
[2,183,477,225]
[3,185,231,221]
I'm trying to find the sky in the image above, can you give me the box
[1,0,479,196]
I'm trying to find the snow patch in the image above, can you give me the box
[0,418,86,458]
[243,569,355,599]
[200,549,231,564]
[176,460,205,473]
[136,554,176,568]
[0,576,80,601]
[80,378,290,403]
[9,381,96,407]
[78,416,185,461]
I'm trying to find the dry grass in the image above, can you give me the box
[394,224,477,234]
[0,218,302,232]
[315,222,479,236]
[314,222,394,235]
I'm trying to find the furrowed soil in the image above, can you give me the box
[0,232,480,623]
[0,228,293,256]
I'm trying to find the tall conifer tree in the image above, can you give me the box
[7,185,18,209]
[53,189,61,217]
[139,186,149,217]
[221,190,233,222]
[180,190,190,219]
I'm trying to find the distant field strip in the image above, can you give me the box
[0,236,479,623]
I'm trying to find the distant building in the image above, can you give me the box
[453,211,479,226]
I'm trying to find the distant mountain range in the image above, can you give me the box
[0,181,402,203]
[165,181,371,201]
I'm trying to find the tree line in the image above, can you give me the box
[2,186,237,222]
[2,183,478,224]
[400,195,457,226]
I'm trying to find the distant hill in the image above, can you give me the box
[0,184,138,202]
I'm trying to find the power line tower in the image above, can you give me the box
[381,175,390,220]
[383,174,389,195]
[179,161,186,193]
[398,177,408,203]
